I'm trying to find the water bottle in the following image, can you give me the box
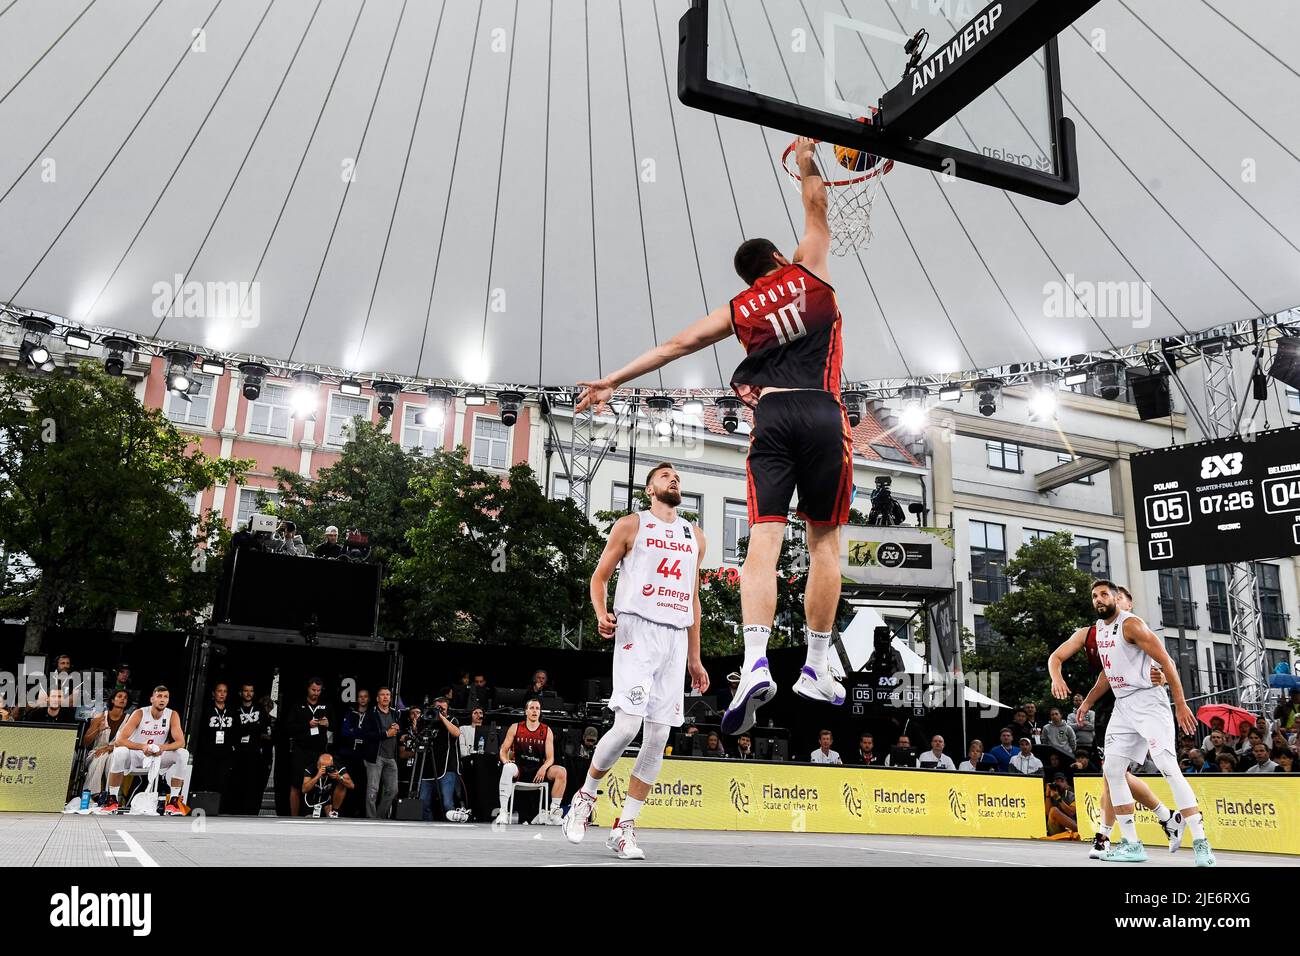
[79,790,91,811]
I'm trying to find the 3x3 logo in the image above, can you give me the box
[1200,452,1244,479]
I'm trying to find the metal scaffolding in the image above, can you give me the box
[1200,340,1268,710]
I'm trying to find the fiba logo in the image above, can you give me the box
[729,779,751,814]
[607,775,625,808]
[1084,792,1100,825]
[842,782,863,818]
[876,542,906,569]
[947,788,968,822]
[1200,452,1244,479]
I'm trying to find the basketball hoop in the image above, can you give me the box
[781,113,894,256]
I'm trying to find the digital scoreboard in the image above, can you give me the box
[1131,426,1300,570]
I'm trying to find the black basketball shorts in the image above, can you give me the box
[745,389,853,527]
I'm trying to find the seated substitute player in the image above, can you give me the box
[1048,585,1184,859]
[496,698,565,826]
[95,685,190,815]
[563,463,710,860]
[301,752,354,818]
[1075,581,1216,866]
[576,137,853,738]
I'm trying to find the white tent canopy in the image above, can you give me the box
[0,0,1297,389]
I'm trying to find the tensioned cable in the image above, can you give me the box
[651,0,726,389]
[0,0,164,212]
[288,0,411,362]
[535,0,554,388]
[4,0,225,312]
[616,0,665,391]
[583,0,603,378]
[0,0,97,109]
[350,0,447,371]
[1118,1,1299,167]
[79,0,276,325]
[414,0,483,375]
[188,0,368,340]
[1197,0,1300,84]
[1070,23,1300,258]
[474,0,521,384]
[768,1,975,372]
[146,0,325,336]
[0,1,18,25]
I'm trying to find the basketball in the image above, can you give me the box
[834,142,879,173]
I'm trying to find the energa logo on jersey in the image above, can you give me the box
[1200,452,1244,478]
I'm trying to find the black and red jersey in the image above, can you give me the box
[729,263,843,407]
[1084,624,1101,672]
[512,721,549,764]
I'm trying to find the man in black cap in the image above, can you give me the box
[1046,772,1077,834]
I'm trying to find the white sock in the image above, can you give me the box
[169,784,181,797]
[804,628,832,673]
[621,795,645,823]
[1098,823,1113,839]
[582,772,601,797]
[1117,813,1139,844]
[1186,812,1206,841]
[1152,803,1171,823]
[109,785,120,798]
[742,625,770,671]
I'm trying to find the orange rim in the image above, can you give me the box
[782,114,895,187]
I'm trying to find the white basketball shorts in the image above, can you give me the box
[1105,686,1176,764]
[610,613,688,727]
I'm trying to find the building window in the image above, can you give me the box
[247,382,292,439]
[235,487,281,529]
[1021,528,1055,548]
[1205,565,1230,633]
[1074,536,1110,576]
[325,393,370,447]
[1158,567,1196,629]
[1289,388,1300,415]
[401,403,444,455]
[973,615,1002,653]
[723,499,748,564]
[1212,643,1234,693]
[986,441,1022,473]
[163,372,215,428]
[871,443,911,463]
[1255,563,1287,640]
[969,520,1008,604]
[550,474,572,501]
[1267,649,1291,677]
[1163,635,1201,695]
[1057,453,1094,484]
[471,415,509,470]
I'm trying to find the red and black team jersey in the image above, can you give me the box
[729,263,843,407]
[512,721,549,765]
[1085,624,1102,672]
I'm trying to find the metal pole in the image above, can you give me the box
[626,390,638,514]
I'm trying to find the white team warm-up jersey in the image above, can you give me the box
[128,707,172,747]
[1094,609,1156,698]
[612,510,698,629]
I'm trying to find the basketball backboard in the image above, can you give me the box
[679,0,1100,203]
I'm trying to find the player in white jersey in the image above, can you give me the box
[563,462,709,860]
[1049,585,1185,859]
[1076,581,1215,866]
[95,685,191,815]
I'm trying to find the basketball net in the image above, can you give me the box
[782,115,894,257]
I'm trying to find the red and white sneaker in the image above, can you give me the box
[606,819,645,860]
[93,796,123,815]
[563,790,597,844]
[163,796,189,816]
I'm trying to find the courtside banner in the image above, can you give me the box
[1075,774,1300,855]
[597,758,1045,838]
[0,723,78,812]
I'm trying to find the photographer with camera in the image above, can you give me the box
[867,476,906,526]
[403,697,465,821]
[1045,772,1077,835]
[302,752,353,818]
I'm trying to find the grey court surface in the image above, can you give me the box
[1,813,1293,867]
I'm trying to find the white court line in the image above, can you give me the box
[103,829,158,868]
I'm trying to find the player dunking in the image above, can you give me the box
[1048,585,1185,859]
[1074,581,1216,866]
[563,463,708,860]
[576,137,849,736]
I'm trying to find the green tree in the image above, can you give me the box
[0,364,248,652]
[961,531,1095,708]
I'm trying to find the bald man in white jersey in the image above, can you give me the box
[1076,581,1215,866]
[562,462,710,860]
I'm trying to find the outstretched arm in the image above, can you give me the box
[790,136,830,282]
[576,306,733,414]
[1048,626,1089,699]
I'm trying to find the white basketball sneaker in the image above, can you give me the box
[792,665,845,706]
[564,790,596,844]
[1161,810,1186,853]
[607,819,645,860]
[721,657,776,736]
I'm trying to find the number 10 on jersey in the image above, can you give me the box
[765,303,807,345]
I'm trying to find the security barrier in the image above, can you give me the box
[596,757,1046,839]
[1074,773,1300,855]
